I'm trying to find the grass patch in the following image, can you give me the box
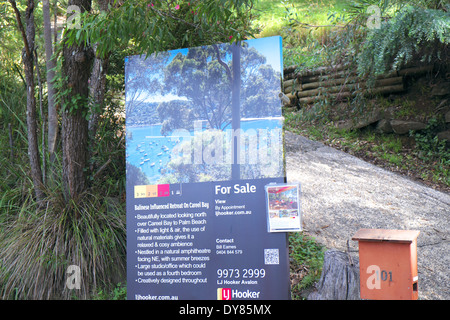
[253,0,350,37]
[92,282,127,300]
[0,190,126,300]
[381,153,403,166]
[252,0,353,67]
[289,232,325,299]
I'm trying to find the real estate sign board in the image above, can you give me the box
[125,36,290,300]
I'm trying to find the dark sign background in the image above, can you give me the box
[126,37,289,300]
[127,178,290,300]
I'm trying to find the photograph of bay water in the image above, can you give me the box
[125,36,285,185]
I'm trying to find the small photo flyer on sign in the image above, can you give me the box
[265,183,302,232]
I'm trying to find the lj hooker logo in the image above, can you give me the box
[217,288,232,300]
[217,288,261,300]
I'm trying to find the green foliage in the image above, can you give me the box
[357,5,450,76]
[381,152,403,166]
[0,190,126,300]
[410,118,450,186]
[279,0,382,69]
[92,282,127,300]
[289,232,325,295]
[411,117,450,162]
[64,0,257,59]
[289,233,325,265]
[279,0,352,68]
[1,0,260,300]
[344,0,403,22]
[156,43,281,132]
[0,86,128,300]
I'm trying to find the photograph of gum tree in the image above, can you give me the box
[126,36,285,185]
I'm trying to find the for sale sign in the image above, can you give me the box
[125,36,290,300]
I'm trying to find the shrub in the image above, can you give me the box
[411,117,450,162]
[357,5,450,76]
[0,191,126,300]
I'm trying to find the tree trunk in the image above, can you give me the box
[308,250,360,300]
[61,0,93,203]
[88,0,112,138]
[88,49,109,138]
[34,48,46,185]
[43,0,58,162]
[10,0,45,202]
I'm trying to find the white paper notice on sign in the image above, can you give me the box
[265,183,302,232]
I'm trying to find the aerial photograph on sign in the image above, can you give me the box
[125,36,284,186]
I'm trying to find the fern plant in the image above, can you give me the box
[357,5,450,76]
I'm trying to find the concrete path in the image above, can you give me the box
[285,131,449,300]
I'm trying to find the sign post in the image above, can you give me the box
[125,36,290,300]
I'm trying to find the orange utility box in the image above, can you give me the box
[352,229,420,300]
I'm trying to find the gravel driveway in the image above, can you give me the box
[285,131,449,300]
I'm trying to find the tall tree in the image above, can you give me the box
[42,0,58,165]
[88,0,114,138]
[157,43,281,133]
[60,0,257,204]
[9,0,44,202]
[61,0,94,203]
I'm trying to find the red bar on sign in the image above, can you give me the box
[158,184,170,197]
